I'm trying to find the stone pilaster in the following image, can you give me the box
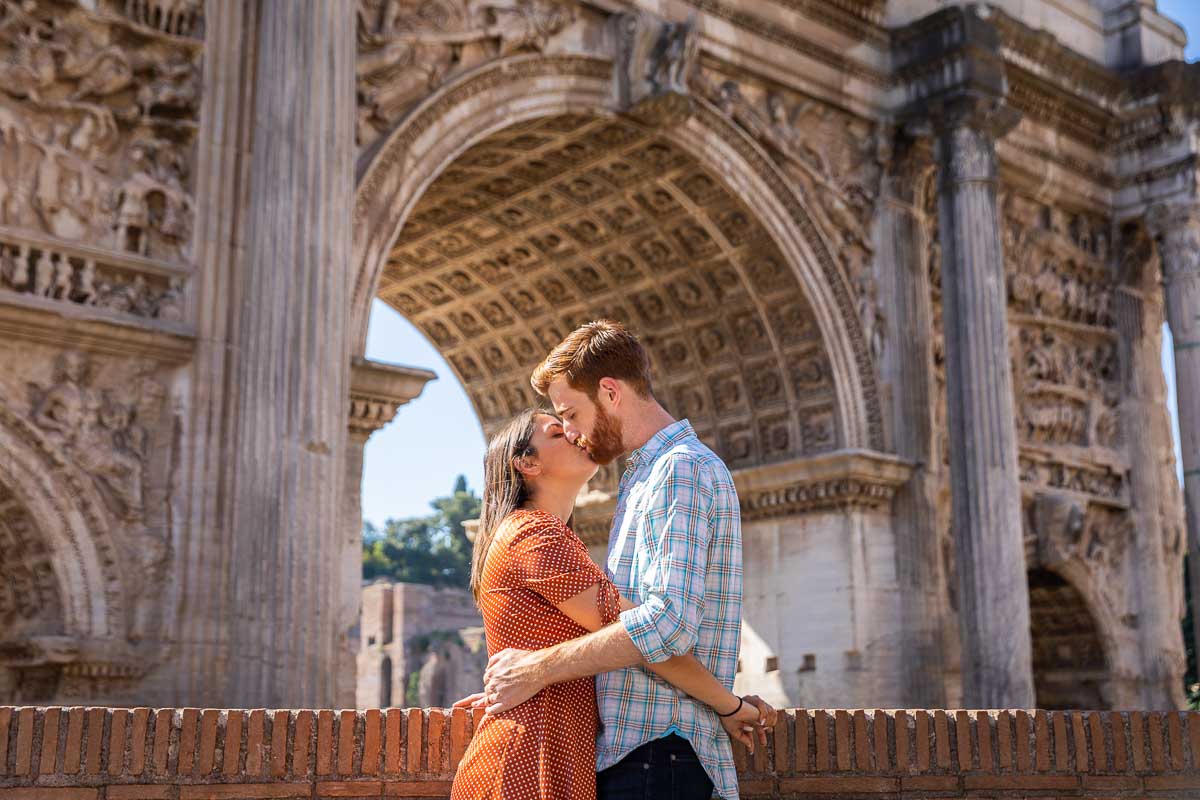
[1149,204,1200,698]
[876,136,948,707]
[225,1,357,708]
[896,6,1034,708]
[338,359,436,707]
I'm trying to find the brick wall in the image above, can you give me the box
[0,707,1197,798]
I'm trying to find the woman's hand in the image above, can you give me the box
[718,695,777,752]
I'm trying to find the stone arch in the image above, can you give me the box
[0,403,124,644]
[1027,567,1112,709]
[352,54,882,454]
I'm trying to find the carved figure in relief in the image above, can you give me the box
[32,249,53,296]
[50,253,72,298]
[75,259,97,304]
[29,350,95,444]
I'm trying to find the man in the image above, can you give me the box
[478,319,766,800]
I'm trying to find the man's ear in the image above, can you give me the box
[597,377,621,409]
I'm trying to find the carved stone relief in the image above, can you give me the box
[356,0,576,152]
[0,0,199,263]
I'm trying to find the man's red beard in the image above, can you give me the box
[580,403,624,465]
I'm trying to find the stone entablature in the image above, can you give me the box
[0,706,1196,799]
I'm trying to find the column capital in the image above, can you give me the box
[894,4,1021,141]
[348,357,436,440]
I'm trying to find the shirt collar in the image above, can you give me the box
[626,419,695,468]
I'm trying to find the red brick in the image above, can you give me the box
[852,710,870,770]
[902,775,959,791]
[0,790,98,799]
[109,708,129,776]
[447,708,466,773]
[964,774,1079,790]
[1145,774,1200,790]
[152,709,173,775]
[427,709,445,774]
[934,710,950,769]
[1052,711,1069,772]
[1112,712,1129,772]
[915,711,930,771]
[1070,711,1088,773]
[1034,710,1050,772]
[773,711,790,774]
[1130,711,1147,771]
[1148,711,1166,771]
[976,711,992,771]
[470,708,484,737]
[384,709,403,775]
[317,780,383,797]
[107,786,174,799]
[405,709,423,774]
[338,710,357,776]
[223,710,244,775]
[316,709,335,776]
[954,710,971,770]
[85,707,106,774]
[779,776,899,793]
[295,710,315,777]
[128,708,150,776]
[813,710,830,771]
[178,708,199,775]
[1015,710,1032,773]
[872,710,888,772]
[270,710,290,777]
[1088,711,1107,772]
[996,711,1012,770]
[0,707,11,775]
[1168,711,1185,770]
[1082,774,1142,791]
[895,711,909,772]
[245,709,265,776]
[198,709,220,774]
[383,780,453,797]
[1189,711,1200,771]
[795,710,810,772]
[834,710,851,771]
[363,710,383,776]
[738,778,775,797]
[64,707,85,773]
[180,784,309,798]
[14,707,33,775]
[39,707,60,775]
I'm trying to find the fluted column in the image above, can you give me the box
[1150,203,1200,691]
[227,1,356,708]
[931,107,1034,709]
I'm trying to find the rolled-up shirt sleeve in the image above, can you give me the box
[619,454,714,663]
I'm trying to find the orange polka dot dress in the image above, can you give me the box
[451,508,621,800]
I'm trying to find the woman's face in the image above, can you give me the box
[527,412,598,485]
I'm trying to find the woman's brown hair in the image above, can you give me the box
[470,409,540,601]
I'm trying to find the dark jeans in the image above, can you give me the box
[597,734,715,800]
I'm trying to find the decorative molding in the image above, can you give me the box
[348,357,437,438]
[736,449,912,521]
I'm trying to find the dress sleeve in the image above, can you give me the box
[507,515,615,611]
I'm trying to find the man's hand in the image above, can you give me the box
[718,694,778,752]
[483,648,548,714]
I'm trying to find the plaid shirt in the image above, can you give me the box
[595,420,743,800]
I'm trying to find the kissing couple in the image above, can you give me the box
[450,319,776,800]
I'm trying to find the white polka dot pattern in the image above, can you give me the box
[451,509,621,800]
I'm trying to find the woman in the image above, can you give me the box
[451,409,769,800]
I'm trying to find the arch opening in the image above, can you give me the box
[1028,568,1109,710]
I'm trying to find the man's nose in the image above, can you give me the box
[564,424,580,443]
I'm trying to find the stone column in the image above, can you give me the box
[339,358,436,707]
[897,6,1035,708]
[1150,203,1200,691]
[226,1,357,708]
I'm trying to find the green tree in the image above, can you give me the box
[362,475,481,588]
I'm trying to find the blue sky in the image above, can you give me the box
[360,4,1196,526]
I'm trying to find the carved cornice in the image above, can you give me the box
[348,357,437,439]
[735,449,912,521]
